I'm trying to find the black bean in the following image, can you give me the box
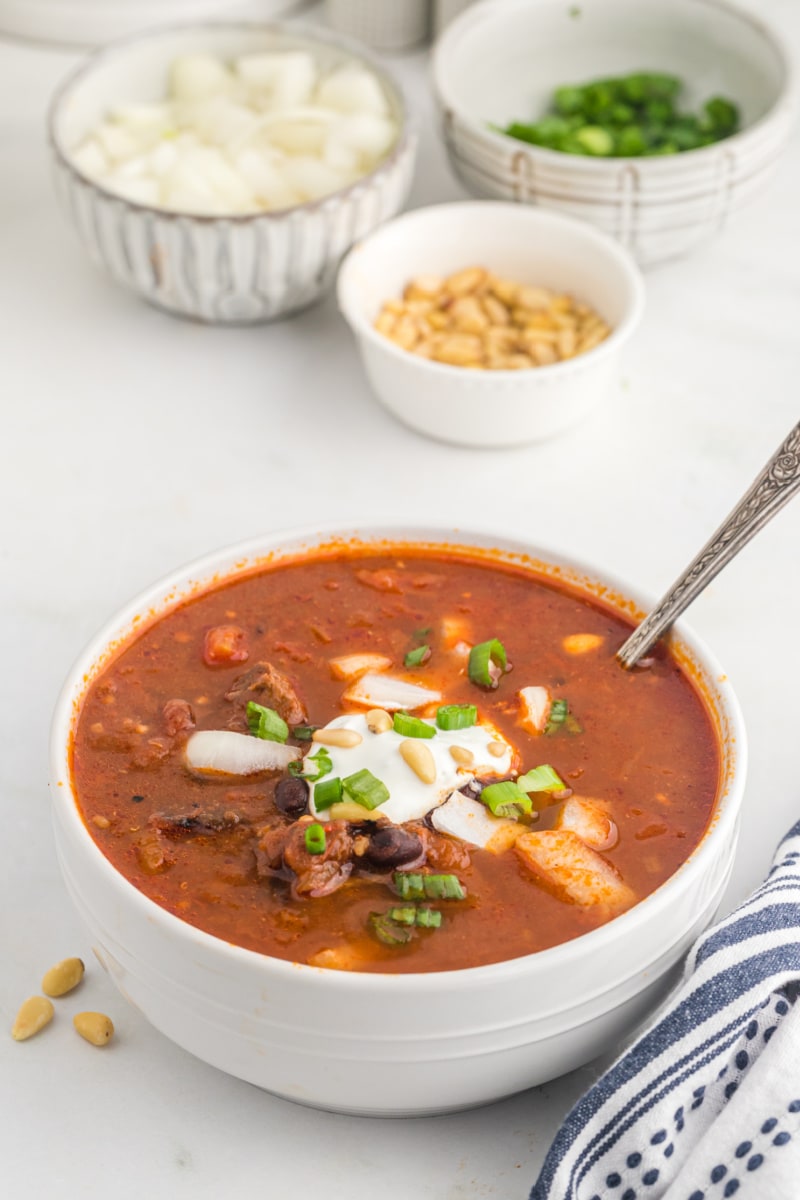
[365,826,423,870]
[275,776,309,818]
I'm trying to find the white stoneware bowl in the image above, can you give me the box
[433,0,795,266]
[50,524,746,1117]
[337,202,644,447]
[48,23,416,323]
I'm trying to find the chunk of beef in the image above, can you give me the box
[411,823,472,873]
[150,810,242,839]
[255,820,354,898]
[225,661,307,726]
[163,698,195,738]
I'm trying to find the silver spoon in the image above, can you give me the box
[617,420,800,669]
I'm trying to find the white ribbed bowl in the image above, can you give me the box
[325,0,430,52]
[50,524,746,1115]
[433,0,795,266]
[48,23,417,323]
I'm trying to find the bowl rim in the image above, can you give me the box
[336,200,645,380]
[432,0,797,174]
[46,17,416,224]
[49,521,747,993]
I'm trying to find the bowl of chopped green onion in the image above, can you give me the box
[433,0,795,265]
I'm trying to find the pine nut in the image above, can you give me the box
[328,801,383,822]
[449,745,474,767]
[73,1012,115,1047]
[365,709,392,734]
[92,814,110,829]
[42,957,85,998]
[312,727,363,748]
[12,996,54,1041]
[563,633,604,655]
[399,739,437,784]
[445,266,486,296]
[374,269,611,370]
[487,741,507,758]
[433,334,483,366]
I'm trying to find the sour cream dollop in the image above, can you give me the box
[308,712,514,825]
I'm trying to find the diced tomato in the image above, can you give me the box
[203,624,249,666]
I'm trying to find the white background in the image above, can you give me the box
[2,2,799,1196]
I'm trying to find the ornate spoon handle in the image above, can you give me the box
[617,420,800,669]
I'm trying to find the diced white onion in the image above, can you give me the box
[343,673,441,712]
[518,686,552,734]
[185,730,299,775]
[329,653,393,681]
[315,66,390,117]
[70,50,398,217]
[432,791,515,850]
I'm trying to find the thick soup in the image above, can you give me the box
[71,547,720,973]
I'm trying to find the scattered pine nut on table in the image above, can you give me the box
[374,268,611,369]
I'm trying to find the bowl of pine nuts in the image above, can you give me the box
[337,201,644,447]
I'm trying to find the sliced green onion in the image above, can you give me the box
[314,776,344,811]
[517,764,566,793]
[288,747,332,782]
[387,906,443,929]
[480,780,533,819]
[435,704,478,731]
[292,724,318,741]
[404,644,431,668]
[414,907,442,929]
[304,823,326,855]
[393,872,466,901]
[246,701,289,744]
[370,913,413,946]
[342,768,390,810]
[545,699,569,735]
[392,712,436,739]
[386,906,418,926]
[468,639,508,688]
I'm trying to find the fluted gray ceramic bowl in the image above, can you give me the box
[48,21,416,323]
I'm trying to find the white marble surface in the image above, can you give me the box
[2,4,799,1196]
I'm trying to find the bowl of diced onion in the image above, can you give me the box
[48,22,416,323]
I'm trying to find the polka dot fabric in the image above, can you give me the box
[531,821,800,1200]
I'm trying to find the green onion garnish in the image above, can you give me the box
[342,768,390,810]
[517,764,567,793]
[414,907,442,929]
[387,906,443,929]
[246,701,289,744]
[392,712,436,739]
[314,776,343,811]
[288,747,332,782]
[393,872,466,901]
[292,724,318,741]
[386,906,417,926]
[468,639,508,689]
[304,823,326,855]
[435,704,478,731]
[370,913,413,946]
[545,699,569,735]
[404,645,431,668]
[480,780,533,819]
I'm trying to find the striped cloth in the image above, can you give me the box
[531,820,800,1200]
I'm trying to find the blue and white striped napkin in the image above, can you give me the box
[531,820,800,1200]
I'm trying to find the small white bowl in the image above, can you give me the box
[433,0,795,266]
[49,524,746,1116]
[48,22,417,323]
[337,201,644,447]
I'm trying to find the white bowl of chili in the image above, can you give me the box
[47,22,416,323]
[337,202,644,446]
[50,524,745,1115]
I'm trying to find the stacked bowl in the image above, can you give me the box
[433,0,795,265]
